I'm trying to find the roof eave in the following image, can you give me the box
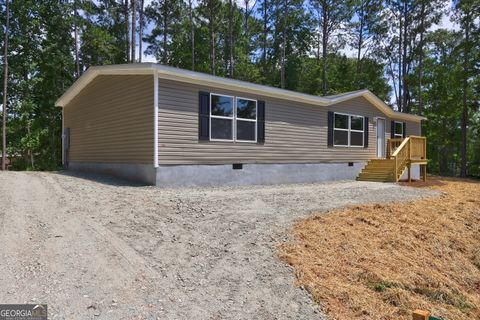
[55,64,156,107]
[55,64,426,123]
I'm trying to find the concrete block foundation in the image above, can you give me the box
[69,162,370,187]
[155,162,366,187]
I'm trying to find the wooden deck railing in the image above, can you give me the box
[387,136,427,181]
[409,136,427,159]
[387,138,403,158]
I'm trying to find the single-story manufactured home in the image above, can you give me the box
[55,63,427,186]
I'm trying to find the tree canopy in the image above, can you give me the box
[0,0,479,177]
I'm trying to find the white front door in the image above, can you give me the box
[376,118,386,158]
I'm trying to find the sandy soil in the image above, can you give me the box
[280,178,480,320]
[0,171,437,319]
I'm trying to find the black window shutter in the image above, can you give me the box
[198,91,210,140]
[257,100,265,143]
[391,120,395,139]
[364,117,369,148]
[327,111,334,147]
[402,122,407,138]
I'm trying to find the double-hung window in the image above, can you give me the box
[394,121,403,138]
[210,94,234,141]
[333,113,364,147]
[236,97,257,142]
[210,93,257,142]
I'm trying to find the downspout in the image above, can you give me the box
[153,72,159,168]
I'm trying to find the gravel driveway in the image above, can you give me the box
[0,172,438,319]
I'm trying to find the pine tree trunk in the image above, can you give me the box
[397,13,402,112]
[2,0,9,171]
[26,124,34,169]
[356,1,364,83]
[189,0,195,70]
[417,1,425,114]
[402,1,408,113]
[387,57,399,106]
[244,0,250,55]
[280,0,288,89]
[321,7,328,95]
[162,0,168,64]
[315,7,320,62]
[262,0,268,76]
[125,0,130,62]
[209,1,215,75]
[74,0,80,77]
[228,0,234,77]
[139,0,144,62]
[131,0,136,62]
[460,16,470,177]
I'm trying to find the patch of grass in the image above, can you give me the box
[473,250,480,271]
[374,281,393,292]
[364,276,398,293]
[412,287,476,314]
[279,178,480,320]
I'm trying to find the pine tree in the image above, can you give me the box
[454,0,480,177]
[311,0,355,95]
[139,0,145,62]
[2,0,9,170]
[144,0,185,64]
[350,0,386,85]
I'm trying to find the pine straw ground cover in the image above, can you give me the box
[279,178,480,320]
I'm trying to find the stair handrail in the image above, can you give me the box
[387,138,404,158]
[391,137,411,181]
[391,137,410,158]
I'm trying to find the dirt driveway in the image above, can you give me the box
[0,172,437,319]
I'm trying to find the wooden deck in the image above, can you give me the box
[357,136,428,182]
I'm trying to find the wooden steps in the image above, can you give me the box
[357,136,428,183]
[356,159,397,182]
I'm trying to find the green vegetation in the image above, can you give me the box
[0,0,478,175]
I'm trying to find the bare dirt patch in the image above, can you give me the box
[279,178,480,320]
[0,171,437,319]
[399,176,448,188]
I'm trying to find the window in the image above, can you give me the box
[236,98,257,142]
[394,121,403,138]
[210,94,257,142]
[333,113,364,147]
[210,94,234,141]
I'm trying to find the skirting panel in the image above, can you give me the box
[400,164,421,180]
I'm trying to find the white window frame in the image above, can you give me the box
[333,112,365,148]
[235,97,257,143]
[394,121,404,138]
[209,93,258,143]
[209,93,235,142]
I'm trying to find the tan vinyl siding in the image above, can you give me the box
[388,119,421,137]
[406,121,421,136]
[158,79,422,165]
[64,75,154,163]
